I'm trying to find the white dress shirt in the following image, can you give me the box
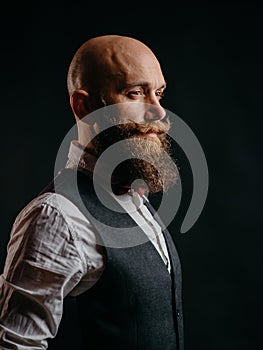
[0,141,171,349]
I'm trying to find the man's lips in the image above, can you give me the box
[131,131,163,143]
[146,132,158,138]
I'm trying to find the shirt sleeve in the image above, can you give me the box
[0,198,89,349]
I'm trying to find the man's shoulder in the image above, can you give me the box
[20,191,68,212]
[14,191,86,226]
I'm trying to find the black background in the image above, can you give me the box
[1,4,262,350]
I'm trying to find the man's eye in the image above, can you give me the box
[128,90,143,97]
[156,90,165,98]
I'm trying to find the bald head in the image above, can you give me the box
[67,35,164,96]
[67,35,169,174]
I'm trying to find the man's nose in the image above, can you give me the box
[144,99,166,121]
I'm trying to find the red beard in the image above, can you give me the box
[91,119,178,194]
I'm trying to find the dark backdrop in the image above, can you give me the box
[1,4,262,350]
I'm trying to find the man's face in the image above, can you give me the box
[90,48,178,193]
[96,49,167,125]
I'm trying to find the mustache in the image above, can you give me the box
[91,118,171,158]
[115,118,171,138]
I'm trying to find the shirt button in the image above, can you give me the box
[176,310,180,317]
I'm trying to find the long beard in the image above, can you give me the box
[92,119,178,193]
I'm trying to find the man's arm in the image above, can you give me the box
[0,194,89,349]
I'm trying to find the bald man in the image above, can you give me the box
[0,35,184,349]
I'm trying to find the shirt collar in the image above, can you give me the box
[65,140,97,174]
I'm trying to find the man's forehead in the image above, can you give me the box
[93,47,165,92]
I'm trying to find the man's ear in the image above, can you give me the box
[70,89,92,121]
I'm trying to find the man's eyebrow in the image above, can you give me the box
[121,82,167,90]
